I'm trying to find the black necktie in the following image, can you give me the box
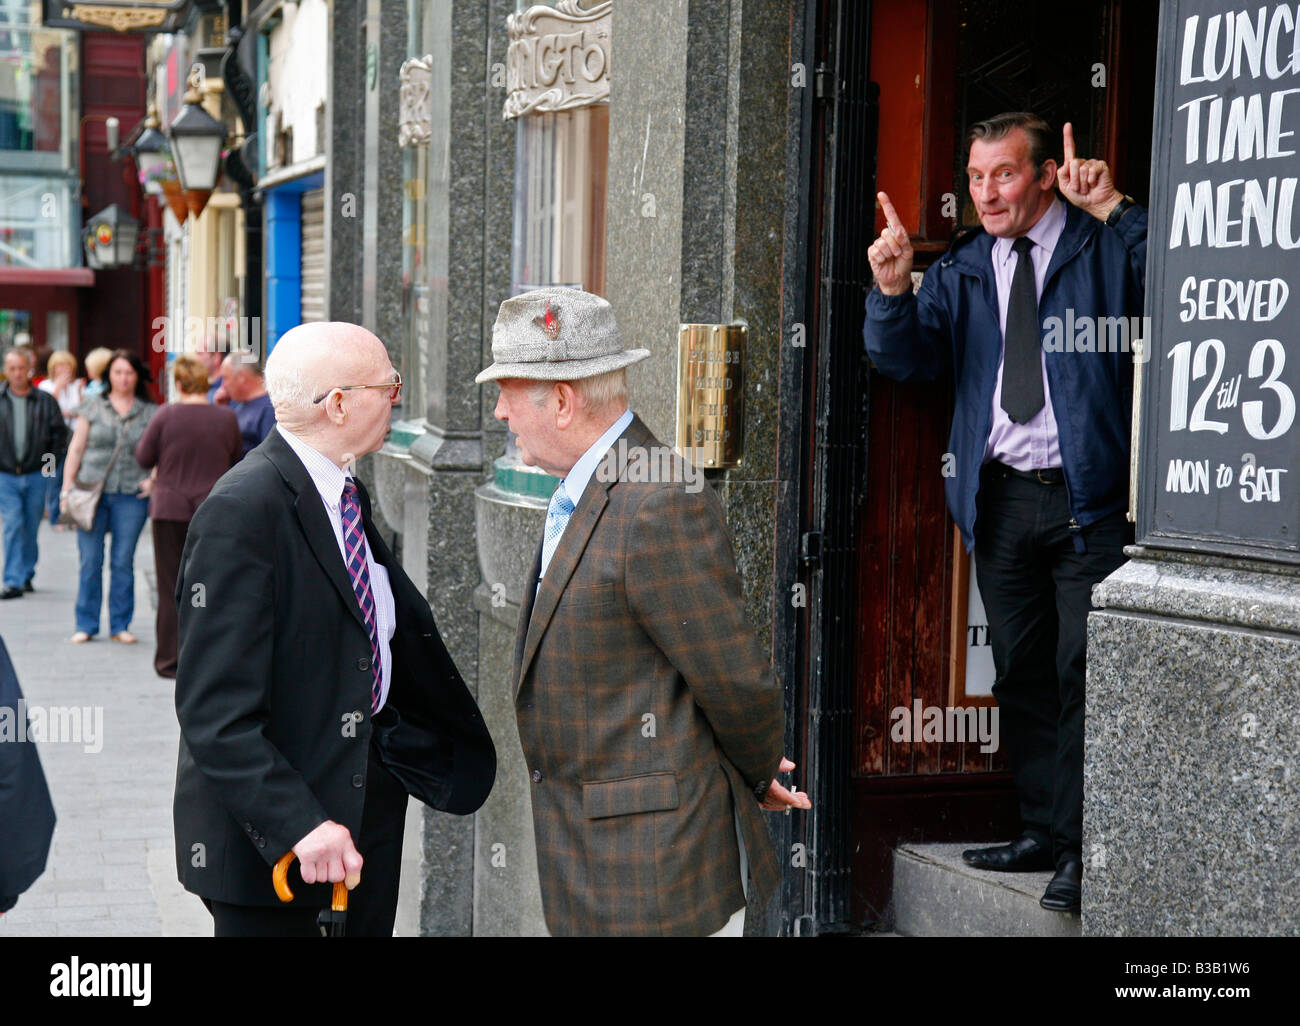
[1001,236,1044,423]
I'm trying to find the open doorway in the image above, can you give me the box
[799,0,1158,930]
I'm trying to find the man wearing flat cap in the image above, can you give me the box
[478,287,810,937]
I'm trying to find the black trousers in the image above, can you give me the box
[974,463,1131,864]
[207,740,409,937]
[151,518,189,678]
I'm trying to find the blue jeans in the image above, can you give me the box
[75,492,149,636]
[0,471,45,589]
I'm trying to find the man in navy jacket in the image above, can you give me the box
[863,113,1146,913]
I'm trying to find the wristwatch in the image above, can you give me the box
[1106,195,1136,228]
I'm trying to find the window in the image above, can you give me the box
[0,1,77,160]
[0,1,79,267]
[511,104,608,295]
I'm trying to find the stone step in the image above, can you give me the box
[892,842,1081,937]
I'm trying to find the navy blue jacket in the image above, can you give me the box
[863,200,1147,551]
[0,636,56,913]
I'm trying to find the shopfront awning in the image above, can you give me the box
[0,268,95,287]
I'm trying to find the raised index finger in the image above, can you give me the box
[1062,121,1076,163]
[877,191,907,238]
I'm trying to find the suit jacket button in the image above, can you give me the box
[256,838,266,848]
[242,822,252,832]
[352,774,364,788]
[357,657,371,671]
[531,769,543,783]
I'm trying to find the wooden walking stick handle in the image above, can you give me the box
[272,851,352,911]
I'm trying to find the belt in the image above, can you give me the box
[987,461,1066,486]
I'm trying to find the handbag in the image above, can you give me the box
[60,429,128,532]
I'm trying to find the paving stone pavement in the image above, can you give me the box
[0,518,210,937]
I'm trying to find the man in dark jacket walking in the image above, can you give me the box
[0,348,69,599]
[863,113,1146,913]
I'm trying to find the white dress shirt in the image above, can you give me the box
[983,196,1066,471]
[277,424,395,711]
[539,407,634,580]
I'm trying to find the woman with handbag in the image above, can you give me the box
[133,354,241,677]
[60,350,158,644]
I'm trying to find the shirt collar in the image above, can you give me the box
[276,423,351,507]
[560,408,634,509]
[993,196,1067,266]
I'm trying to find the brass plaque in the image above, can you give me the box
[676,323,745,469]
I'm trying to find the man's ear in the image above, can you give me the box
[553,381,578,429]
[322,389,347,425]
[1040,158,1059,190]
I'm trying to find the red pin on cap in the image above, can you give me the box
[533,300,561,340]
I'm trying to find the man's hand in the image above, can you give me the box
[1056,122,1122,222]
[866,192,915,296]
[292,820,363,889]
[759,757,814,812]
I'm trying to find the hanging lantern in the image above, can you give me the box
[82,205,140,269]
[167,64,227,192]
[133,107,171,186]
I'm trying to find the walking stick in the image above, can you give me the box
[272,851,351,937]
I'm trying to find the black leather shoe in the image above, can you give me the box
[23,578,33,593]
[961,834,1054,872]
[1040,856,1082,912]
[0,586,23,600]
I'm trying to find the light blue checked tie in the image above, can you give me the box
[540,480,575,578]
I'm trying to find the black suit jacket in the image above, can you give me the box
[172,428,494,906]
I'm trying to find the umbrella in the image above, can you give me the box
[272,852,351,937]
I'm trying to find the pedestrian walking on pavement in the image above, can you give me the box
[60,350,157,644]
[219,353,276,457]
[82,348,113,398]
[134,354,241,677]
[0,348,69,600]
[37,351,85,532]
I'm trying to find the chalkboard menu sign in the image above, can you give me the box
[1139,0,1300,564]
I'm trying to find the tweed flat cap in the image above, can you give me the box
[475,287,650,384]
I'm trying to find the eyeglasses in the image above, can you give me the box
[313,371,402,404]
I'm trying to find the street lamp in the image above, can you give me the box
[133,107,170,190]
[82,205,141,270]
[167,64,226,192]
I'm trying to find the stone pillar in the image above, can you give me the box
[602,0,797,935]
[1085,549,1300,934]
[332,0,513,935]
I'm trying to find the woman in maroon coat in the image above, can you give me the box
[134,354,242,678]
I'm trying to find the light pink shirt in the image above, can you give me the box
[982,197,1066,471]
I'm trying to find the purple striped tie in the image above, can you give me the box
[340,481,382,712]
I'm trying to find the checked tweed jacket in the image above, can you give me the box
[513,414,786,936]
